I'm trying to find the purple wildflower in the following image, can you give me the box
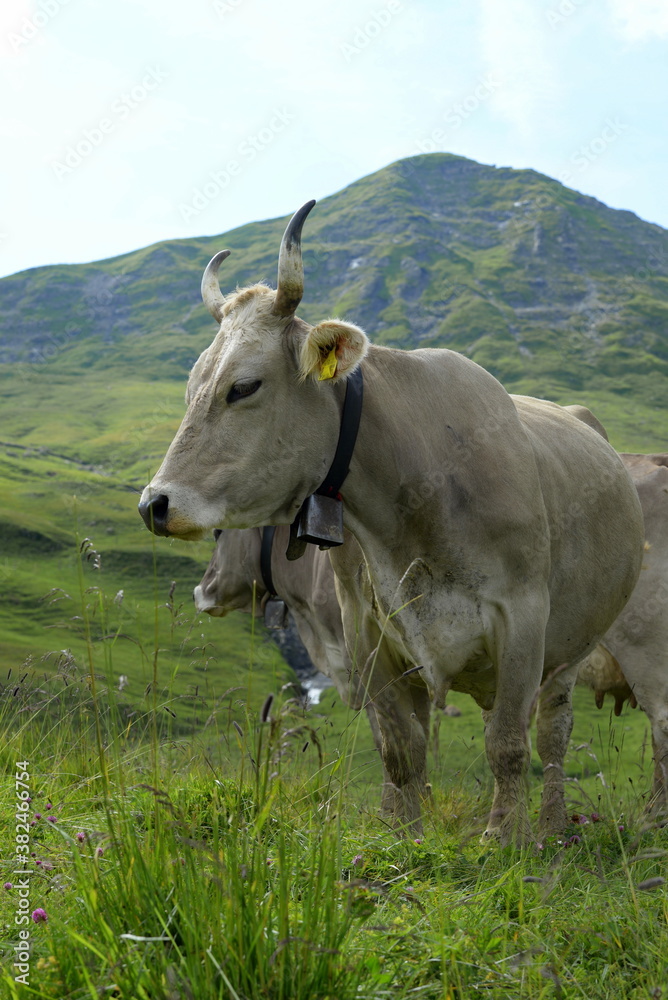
[352,854,364,866]
[3,882,12,890]
[34,813,42,820]
[32,908,48,923]
[76,832,85,843]
[47,816,57,824]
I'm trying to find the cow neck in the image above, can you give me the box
[315,365,364,501]
[287,366,364,558]
[327,354,405,549]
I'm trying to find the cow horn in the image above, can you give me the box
[201,249,232,322]
[273,200,316,317]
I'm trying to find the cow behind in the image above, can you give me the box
[193,525,359,706]
[578,453,668,811]
[193,525,431,816]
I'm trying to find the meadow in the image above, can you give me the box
[0,537,666,1000]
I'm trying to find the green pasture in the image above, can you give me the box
[0,613,665,999]
[0,443,665,999]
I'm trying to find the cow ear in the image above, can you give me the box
[299,319,369,383]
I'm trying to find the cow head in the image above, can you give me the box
[193,528,262,617]
[138,202,369,539]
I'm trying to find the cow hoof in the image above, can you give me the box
[538,809,568,840]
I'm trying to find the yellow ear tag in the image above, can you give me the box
[318,347,338,381]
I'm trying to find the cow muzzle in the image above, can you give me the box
[193,584,226,616]
[138,493,171,536]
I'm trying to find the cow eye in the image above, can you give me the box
[227,380,261,404]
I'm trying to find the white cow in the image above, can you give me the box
[139,201,643,843]
[578,453,668,811]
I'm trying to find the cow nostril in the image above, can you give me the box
[151,494,169,523]
[138,493,170,535]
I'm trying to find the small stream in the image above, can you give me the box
[300,672,334,706]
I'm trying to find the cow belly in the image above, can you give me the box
[542,535,641,671]
[515,401,644,672]
[384,587,495,709]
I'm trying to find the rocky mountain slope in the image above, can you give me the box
[2,153,667,405]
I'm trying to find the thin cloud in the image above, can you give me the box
[608,0,668,40]
[478,0,560,138]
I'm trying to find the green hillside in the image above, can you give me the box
[0,152,666,684]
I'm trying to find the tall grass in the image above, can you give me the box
[1,539,667,999]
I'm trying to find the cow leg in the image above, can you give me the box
[432,709,441,760]
[649,715,668,814]
[342,670,401,815]
[374,677,429,835]
[651,731,668,812]
[341,617,429,830]
[360,645,429,834]
[535,665,578,837]
[481,707,532,846]
[362,700,399,815]
[363,677,431,820]
[330,550,429,833]
[605,652,668,817]
[625,662,668,816]
[412,680,433,802]
[481,619,545,846]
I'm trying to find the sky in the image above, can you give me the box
[1,0,667,279]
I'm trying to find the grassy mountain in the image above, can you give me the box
[1,152,666,674]
[2,154,668,452]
